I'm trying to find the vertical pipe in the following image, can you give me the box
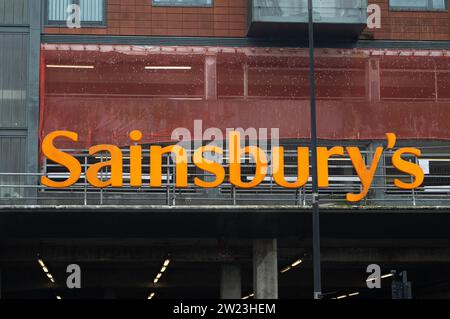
[411,159,416,206]
[172,159,176,206]
[307,0,322,300]
[232,185,236,205]
[27,0,43,205]
[302,187,306,206]
[84,156,87,206]
[100,153,103,205]
[38,45,45,158]
[166,155,170,206]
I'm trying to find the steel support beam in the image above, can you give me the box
[25,0,42,204]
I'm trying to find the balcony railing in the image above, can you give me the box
[248,0,368,37]
[1,144,450,207]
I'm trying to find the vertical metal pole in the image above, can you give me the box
[411,160,416,206]
[232,185,236,205]
[166,156,170,206]
[26,0,42,205]
[307,0,322,300]
[84,156,87,206]
[100,153,104,205]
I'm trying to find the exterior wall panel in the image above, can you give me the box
[0,0,40,204]
[366,0,450,41]
[0,0,29,25]
[44,0,247,37]
[0,136,26,200]
[41,44,450,149]
[0,33,29,128]
[0,136,26,173]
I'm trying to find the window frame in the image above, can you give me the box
[45,0,107,27]
[389,0,448,12]
[152,0,213,8]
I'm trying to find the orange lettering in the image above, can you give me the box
[229,131,268,188]
[86,145,123,188]
[272,147,309,188]
[392,148,424,189]
[41,131,81,188]
[193,146,225,188]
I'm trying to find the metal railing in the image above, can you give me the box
[1,144,450,207]
[251,0,368,23]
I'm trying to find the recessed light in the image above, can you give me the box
[291,259,303,267]
[46,65,94,69]
[145,66,191,70]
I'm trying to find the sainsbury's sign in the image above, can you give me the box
[40,130,424,203]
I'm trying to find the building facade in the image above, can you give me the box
[1,0,450,299]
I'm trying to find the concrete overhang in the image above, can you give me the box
[0,205,449,239]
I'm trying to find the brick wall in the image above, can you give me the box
[44,0,247,37]
[44,0,450,41]
[366,0,450,41]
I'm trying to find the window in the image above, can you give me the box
[46,0,106,26]
[152,0,213,7]
[390,0,447,11]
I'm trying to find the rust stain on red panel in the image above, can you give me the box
[42,98,450,148]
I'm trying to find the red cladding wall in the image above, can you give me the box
[41,45,450,149]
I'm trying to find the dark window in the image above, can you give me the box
[46,0,106,26]
[152,0,213,7]
[390,0,447,11]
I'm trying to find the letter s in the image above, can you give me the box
[193,146,225,188]
[392,147,424,189]
[41,131,81,188]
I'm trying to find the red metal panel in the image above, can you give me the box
[41,97,450,149]
[41,45,450,149]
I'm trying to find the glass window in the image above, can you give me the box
[46,0,105,26]
[152,0,213,7]
[390,0,447,11]
[79,0,104,23]
[47,0,72,21]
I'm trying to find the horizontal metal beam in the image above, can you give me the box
[1,205,450,213]
[0,129,28,136]
[41,35,450,50]
[0,26,29,33]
